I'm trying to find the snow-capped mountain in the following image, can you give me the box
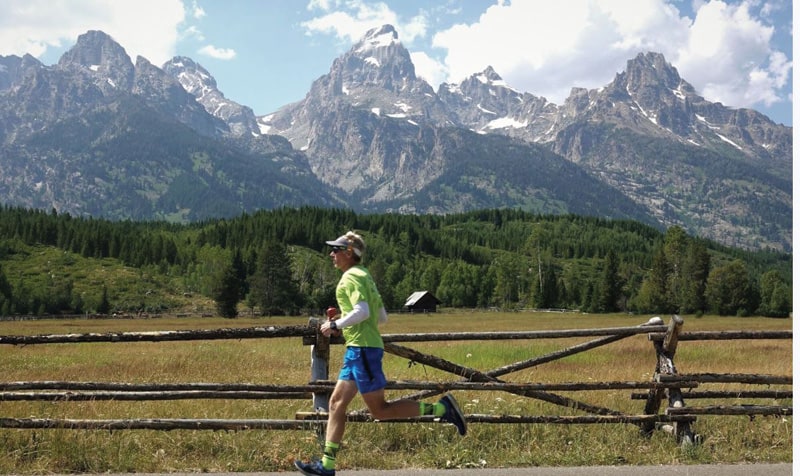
[162,56,261,137]
[250,25,789,250]
[0,26,791,251]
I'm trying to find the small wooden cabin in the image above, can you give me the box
[403,291,441,313]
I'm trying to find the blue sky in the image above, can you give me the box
[1,0,793,126]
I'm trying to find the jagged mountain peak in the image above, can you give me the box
[0,55,30,92]
[568,50,789,155]
[20,53,44,69]
[58,30,133,70]
[354,24,401,54]
[598,51,690,113]
[474,65,504,84]
[57,30,134,91]
[623,52,684,90]
[329,23,425,95]
[458,65,522,96]
[162,56,260,137]
[1,27,788,251]
[58,30,128,65]
[259,23,445,149]
[163,56,218,96]
[437,63,556,138]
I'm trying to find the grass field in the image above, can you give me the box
[0,311,791,473]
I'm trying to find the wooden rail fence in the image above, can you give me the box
[0,315,791,445]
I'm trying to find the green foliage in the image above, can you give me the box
[0,205,790,317]
[597,250,622,312]
[248,243,303,316]
[629,226,719,315]
[757,270,792,317]
[705,260,758,316]
[210,259,242,318]
[97,286,111,315]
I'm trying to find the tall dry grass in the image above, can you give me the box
[0,312,791,473]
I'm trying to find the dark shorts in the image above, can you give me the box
[338,346,387,394]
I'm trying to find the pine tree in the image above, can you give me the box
[705,260,754,315]
[0,264,11,303]
[678,241,710,314]
[249,243,303,316]
[598,250,622,312]
[211,261,241,318]
[97,285,111,315]
[633,248,671,313]
[533,264,559,309]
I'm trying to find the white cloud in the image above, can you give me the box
[198,45,236,60]
[428,0,790,112]
[190,0,206,20]
[181,25,205,42]
[410,51,447,88]
[0,0,185,65]
[431,0,689,102]
[306,0,333,11]
[303,0,427,46]
[674,0,791,108]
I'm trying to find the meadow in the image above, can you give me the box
[0,311,791,473]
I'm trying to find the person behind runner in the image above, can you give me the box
[295,231,466,476]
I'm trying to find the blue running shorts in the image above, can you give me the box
[338,346,387,394]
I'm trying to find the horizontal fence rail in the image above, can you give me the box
[0,379,698,402]
[0,418,318,431]
[649,330,792,341]
[0,324,672,345]
[0,325,310,345]
[0,414,701,431]
[631,390,792,400]
[656,373,791,385]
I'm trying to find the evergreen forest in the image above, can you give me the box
[0,205,791,319]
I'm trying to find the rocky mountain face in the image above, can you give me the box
[258,25,791,251]
[546,53,792,251]
[0,27,791,251]
[0,30,341,221]
[162,56,261,137]
[257,25,649,221]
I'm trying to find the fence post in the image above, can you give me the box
[308,318,330,412]
[641,315,696,444]
[640,315,666,436]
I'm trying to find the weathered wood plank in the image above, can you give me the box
[0,380,696,401]
[0,418,316,430]
[295,412,697,425]
[381,325,668,342]
[379,380,696,391]
[649,330,792,341]
[0,381,326,392]
[665,405,792,416]
[0,325,312,345]
[0,391,309,401]
[304,326,672,345]
[657,373,791,385]
[631,390,792,400]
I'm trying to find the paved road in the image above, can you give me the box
[135,464,791,475]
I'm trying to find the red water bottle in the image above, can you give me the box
[326,306,340,335]
[326,306,337,319]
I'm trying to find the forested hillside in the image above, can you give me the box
[0,206,791,318]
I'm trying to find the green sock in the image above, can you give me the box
[420,402,446,417]
[322,441,339,470]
